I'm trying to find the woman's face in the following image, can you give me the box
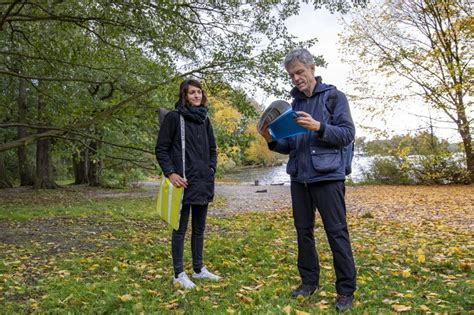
[186,85,203,107]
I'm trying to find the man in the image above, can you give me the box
[259,48,356,311]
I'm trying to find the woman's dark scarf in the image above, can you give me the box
[176,102,208,123]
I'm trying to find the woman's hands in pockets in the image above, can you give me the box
[169,173,188,188]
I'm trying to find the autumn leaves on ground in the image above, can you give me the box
[0,185,472,313]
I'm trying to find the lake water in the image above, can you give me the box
[224,155,371,185]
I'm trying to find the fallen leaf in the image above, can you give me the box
[392,304,411,312]
[419,305,430,311]
[118,294,133,302]
[283,305,292,314]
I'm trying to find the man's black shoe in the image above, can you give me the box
[335,294,354,311]
[291,284,318,298]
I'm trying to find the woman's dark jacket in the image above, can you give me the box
[155,106,217,205]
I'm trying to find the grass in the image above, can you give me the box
[0,188,472,314]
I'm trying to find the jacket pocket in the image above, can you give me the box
[310,146,342,173]
[171,154,184,176]
[286,150,298,176]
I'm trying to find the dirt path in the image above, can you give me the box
[212,184,291,215]
[0,182,292,215]
[1,183,472,226]
[91,182,293,216]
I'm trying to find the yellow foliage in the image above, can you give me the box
[218,152,236,170]
[209,96,241,133]
[218,152,230,164]
[230,146,240,154]
[244,122,276,165]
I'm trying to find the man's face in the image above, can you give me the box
[286,61,316,97]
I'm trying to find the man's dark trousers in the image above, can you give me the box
[291,180,356,296]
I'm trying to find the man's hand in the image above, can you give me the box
[295,111,321,131]
[258,125,273,143]
[168,173,188,188]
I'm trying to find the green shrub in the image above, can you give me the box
[363,154,468,185]
[101,168,146,188]
[413,154,469,184]
[364,156,414,184]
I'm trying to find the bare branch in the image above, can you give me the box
[0,69,109,84]
[0,61,231,153]
[53,135,157,171]
[0,123,154,154]
[0,0,22,30]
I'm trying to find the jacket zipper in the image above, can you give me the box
[296,98,310,187]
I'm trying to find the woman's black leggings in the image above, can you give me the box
[171,203,208,277]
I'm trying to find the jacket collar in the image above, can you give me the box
[290,76,333,100]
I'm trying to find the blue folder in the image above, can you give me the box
[269,109,309,140]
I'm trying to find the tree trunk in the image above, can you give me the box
[35,136,57,188]
[88,139,101,187]
[17,77,34,186]
[460,132,473,184]
[456,92,473,184]
[34,86,57,189]
[0,153,13,188]
[73,149,89,184]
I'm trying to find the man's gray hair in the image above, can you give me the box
[283,48,314,68]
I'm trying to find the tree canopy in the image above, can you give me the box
[0,0,367,187]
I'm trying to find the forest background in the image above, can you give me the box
[0,0,472,186]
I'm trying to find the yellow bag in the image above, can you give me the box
[156,176,183,230]
[156,115,186,230]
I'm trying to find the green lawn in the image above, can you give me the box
[0,191,472,314]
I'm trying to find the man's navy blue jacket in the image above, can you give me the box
[269,77,355,183]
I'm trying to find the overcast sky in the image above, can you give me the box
[262,3,460,142]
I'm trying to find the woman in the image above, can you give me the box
[155,79,220,289]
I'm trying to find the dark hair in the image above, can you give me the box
[177,79,208,107]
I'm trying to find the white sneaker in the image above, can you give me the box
[173,272,196,289]
[192,267,221,281]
